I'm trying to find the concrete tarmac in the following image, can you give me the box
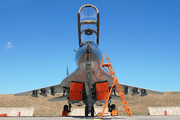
[0,116,180,120]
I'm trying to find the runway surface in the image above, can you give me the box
[0,116,180,120]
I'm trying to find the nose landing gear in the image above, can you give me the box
[85,105,95,117]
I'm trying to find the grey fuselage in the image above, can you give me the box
[73,40,112,86]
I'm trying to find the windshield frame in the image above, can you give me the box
[79,40,98,48]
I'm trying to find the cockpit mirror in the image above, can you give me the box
[85,29,93,35]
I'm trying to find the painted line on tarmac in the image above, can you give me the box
[93,118,101,120]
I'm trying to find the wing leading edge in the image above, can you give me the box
[116,83,164,96]
[14,83,63,96]
[14,68,80,97]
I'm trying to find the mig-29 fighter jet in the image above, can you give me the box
[15,4,164,117]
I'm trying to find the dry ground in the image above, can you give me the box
[0,92,180,116]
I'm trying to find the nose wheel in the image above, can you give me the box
[85,106,94,117]
[85,106,88,116]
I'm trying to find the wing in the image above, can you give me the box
[48,95,68,102]
[115,83,164,96]
[14,83,63,96]
[111,95,131,101]
[14,68,80,96]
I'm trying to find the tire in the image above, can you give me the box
[110,104,116,116]
[63,105,68,111]
[91,106,94,117]
[111,104,116,111]
[85,106,89,116]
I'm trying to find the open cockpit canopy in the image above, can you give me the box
[78,4,99,46]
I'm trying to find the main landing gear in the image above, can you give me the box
[63,103,72,112]
[85,106,94,117]
[108,104,117,116]
[108,103,116,112]
[62,102,72,116]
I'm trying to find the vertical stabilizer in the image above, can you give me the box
[67,66,69,76]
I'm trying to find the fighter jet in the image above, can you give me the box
[15,4,164,116]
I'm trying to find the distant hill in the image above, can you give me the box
[0,92,180,116]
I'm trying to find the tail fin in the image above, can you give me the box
[67,66,69,76]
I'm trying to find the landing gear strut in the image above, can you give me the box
[108,100,111,112]
[68,102,72,112]
[108,103,111,112]
[85,106,94,117]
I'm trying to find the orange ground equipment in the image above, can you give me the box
[96,82,109,101]
[69,82,83,101]
[18,112,21,117]
[111,110,118,116]
[98,54,133,117]
[0,114,7,117]
[62,111,68,116]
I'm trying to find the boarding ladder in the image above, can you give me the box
[98,54,133,117]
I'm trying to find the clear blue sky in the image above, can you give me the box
[0,0,180,94]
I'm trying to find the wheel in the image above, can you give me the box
[111,104,116,111]
[91,106,94,117]
[85,106,89,116]
[110,104,116,116]
[63,105,68,111]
